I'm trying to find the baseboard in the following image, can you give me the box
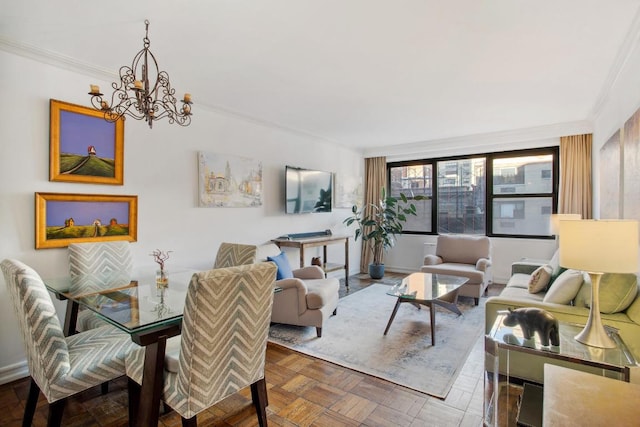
[0,360,29,385]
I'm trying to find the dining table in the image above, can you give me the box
[44,267,195,427]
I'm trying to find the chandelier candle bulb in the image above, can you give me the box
[134,80,143,90]
[90,84,100,94]
[183,93,192,103]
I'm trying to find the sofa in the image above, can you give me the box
[485,251,640,383]
[421,234,492,305]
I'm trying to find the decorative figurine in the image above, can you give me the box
[503,307,560,346]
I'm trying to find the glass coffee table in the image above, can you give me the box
[383,272,468,345]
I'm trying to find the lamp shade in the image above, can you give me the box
[549,213,581,235]
[559,220,638,273]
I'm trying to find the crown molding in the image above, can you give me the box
[0,36,348,149]
[367,120,592,162]
[0,36,116,81]
[590,8,640,121]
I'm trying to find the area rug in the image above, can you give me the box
[268,283,485,399]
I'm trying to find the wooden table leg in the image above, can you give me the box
[299,246,305,268]
[63,301,79,337]
[429,302,436,346]
[383,298,402,335]
[344,238,349,289]
[137,336,167,427]
[432,288,463,316]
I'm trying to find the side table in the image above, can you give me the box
[543,364,640,426]
[483,311,637,426]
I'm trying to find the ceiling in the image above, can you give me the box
[2,1,640,151]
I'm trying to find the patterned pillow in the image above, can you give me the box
[528,265,553,294]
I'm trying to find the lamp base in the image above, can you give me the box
[574,272,616,348]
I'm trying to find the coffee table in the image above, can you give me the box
[383,272,468,345]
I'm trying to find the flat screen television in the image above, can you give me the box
[285,166,332,214]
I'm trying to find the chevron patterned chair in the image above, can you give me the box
[68,241,134,332]
[213,242,258,268]
[0,259,137,427]
[126,262,277,427]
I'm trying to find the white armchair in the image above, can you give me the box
[421,234,492,305]
[257,244,339,337]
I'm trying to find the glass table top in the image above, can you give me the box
[489,311,637,368]
[386,272,468,301]
[44,268,196,334]
[45,267,284,335]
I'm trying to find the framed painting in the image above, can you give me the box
[49,99,124,185]
[35,192,137,249]
[197,151,263,207]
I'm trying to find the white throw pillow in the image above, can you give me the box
[543,269,584,304]
[548,249,561,277]
[528,265,553,294]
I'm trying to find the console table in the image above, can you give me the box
[272,235,349,288]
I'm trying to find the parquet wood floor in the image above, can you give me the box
[0,274,502,427]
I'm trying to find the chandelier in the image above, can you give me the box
[88,19,192,129]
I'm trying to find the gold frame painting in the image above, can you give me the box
[35,192,138,249]
[49,99,124,185]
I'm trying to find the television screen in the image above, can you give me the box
[285,166,332,214]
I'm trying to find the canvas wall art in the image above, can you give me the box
[335,173,363,209]
[623,107,640,224]
[197,151,263,207]
[35,192,138,249]
[49,99,124,185]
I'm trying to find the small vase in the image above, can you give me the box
[156,269,169,290]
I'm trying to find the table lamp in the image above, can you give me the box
[549,213,581,238]
[559,219,638,348]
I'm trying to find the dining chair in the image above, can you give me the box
[213,242,258,268]
[68,241,134,332]
[0,258,137,427]
[126,262,277,427]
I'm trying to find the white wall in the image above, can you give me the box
[0,50,363,383]
[592,27,640,217]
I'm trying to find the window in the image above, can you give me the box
[389,163,433,233]
[489,150,557,237]
[436,158,486,234]
[388,146,558,238]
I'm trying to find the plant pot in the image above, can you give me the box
[369,263,385,279]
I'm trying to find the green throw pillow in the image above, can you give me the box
[585,273,638,314]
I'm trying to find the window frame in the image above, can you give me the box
[387,146,559,239]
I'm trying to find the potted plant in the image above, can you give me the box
[343,187,424,279]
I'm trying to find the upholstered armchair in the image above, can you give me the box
[257,244,339,337]
[420,234,492,305]
[1,259,136,427]
[126,263,277,427]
